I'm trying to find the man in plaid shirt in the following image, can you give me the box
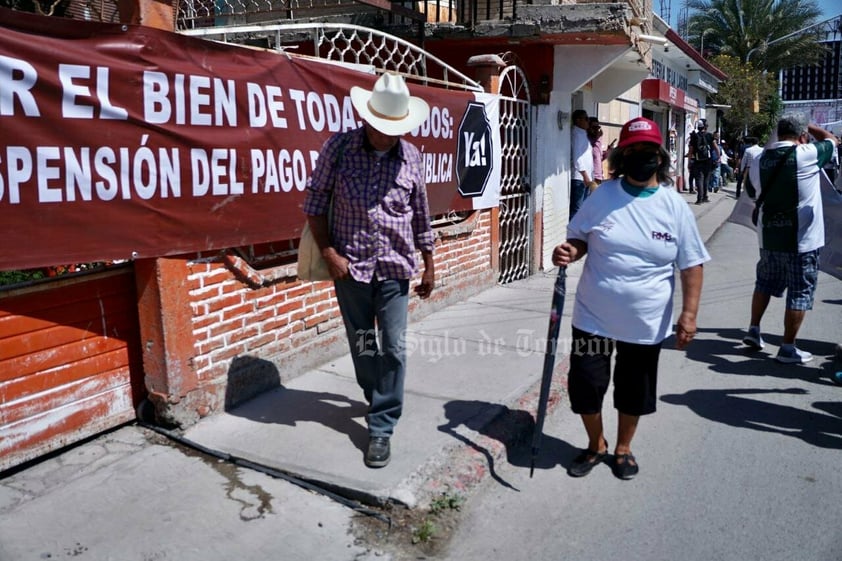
[303,73,435,468]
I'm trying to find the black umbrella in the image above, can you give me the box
[530,266,567,477]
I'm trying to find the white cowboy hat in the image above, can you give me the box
[350,73,430,136]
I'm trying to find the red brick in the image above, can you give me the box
[246,332,276,351]
[222,303,254,321]
[206,293,243,314]
[192,312,223,331]
[304,312,332,329]
[191,285,221,301]
[209,343,247,363]
[199,268,233,287]
[227,325,259,345]
[284,284,313,301]
[208,318,245,339]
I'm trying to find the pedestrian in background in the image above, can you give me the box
[688,120,715,204]
[303,73,435,468]
[552,117,709,480]
[717,135,735,186]
[738,137,762,199]
[570,109,596,218]
[588,117,616,190]
[734,136,747,195]
[707,131,724,193]
[742,116,839,364]
[685,143,697,194]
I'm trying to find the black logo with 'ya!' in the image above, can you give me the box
[456,102,493,198]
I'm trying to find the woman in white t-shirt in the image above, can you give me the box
[552,117,710,480]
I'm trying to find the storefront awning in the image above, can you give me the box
[641,78,698,114]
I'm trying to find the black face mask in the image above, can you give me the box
[624,152,660,182]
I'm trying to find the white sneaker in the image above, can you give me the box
[742,328,765,350]
[775,346,813,364]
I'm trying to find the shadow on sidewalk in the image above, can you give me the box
[437,400,581,489]
[225,356,369,453]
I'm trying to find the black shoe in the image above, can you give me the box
[567,442,608,477]
[612,453,639,480]
[365,436,391,468]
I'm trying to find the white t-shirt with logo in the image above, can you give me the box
[567,179,711,344]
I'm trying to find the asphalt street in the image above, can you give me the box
[441,219,842,561]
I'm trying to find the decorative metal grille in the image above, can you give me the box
[1,0,119,21]
[496,63,532,284]
[178,22,483,91]
[176,0,369,30]
[175,0,486,30]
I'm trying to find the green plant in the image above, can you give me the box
[411,519,436,544]
[429,492,464,515]
[0,269,46,287]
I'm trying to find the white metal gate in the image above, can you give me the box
[177,22,483,93]
[497,64,532,284]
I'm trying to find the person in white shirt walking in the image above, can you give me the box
[570,109,596,219]
[742,116,839,363]
[738,137,763,199]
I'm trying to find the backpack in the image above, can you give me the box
[695,132,711,161]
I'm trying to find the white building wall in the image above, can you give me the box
[535,93,572,271]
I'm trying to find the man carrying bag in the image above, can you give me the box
[742,116,839,364]
[302,73,435,468]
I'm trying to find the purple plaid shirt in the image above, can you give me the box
[303,128,434,283]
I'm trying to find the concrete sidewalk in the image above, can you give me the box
[0,186,737,559]
[178,184,736,507]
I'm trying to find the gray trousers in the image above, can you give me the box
[334,277,409,437]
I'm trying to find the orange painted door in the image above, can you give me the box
[0,267,145,471]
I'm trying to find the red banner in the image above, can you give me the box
[0,9,481,270]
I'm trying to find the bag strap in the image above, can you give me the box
[755,145,796,211]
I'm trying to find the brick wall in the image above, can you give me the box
[153,209,496,425]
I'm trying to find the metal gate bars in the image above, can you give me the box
[497,64,532,284]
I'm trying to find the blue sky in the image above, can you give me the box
[815,0,841,19]
[658,0,841,29]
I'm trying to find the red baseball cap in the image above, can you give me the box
[616,117,663,149]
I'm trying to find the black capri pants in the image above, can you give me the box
[568,326,662,416]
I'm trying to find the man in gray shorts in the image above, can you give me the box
[743,116,839,363]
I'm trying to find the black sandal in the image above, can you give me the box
[612,453,639,480]
[567,441,608,478]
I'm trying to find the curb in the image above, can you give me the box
[395,356,570,508]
